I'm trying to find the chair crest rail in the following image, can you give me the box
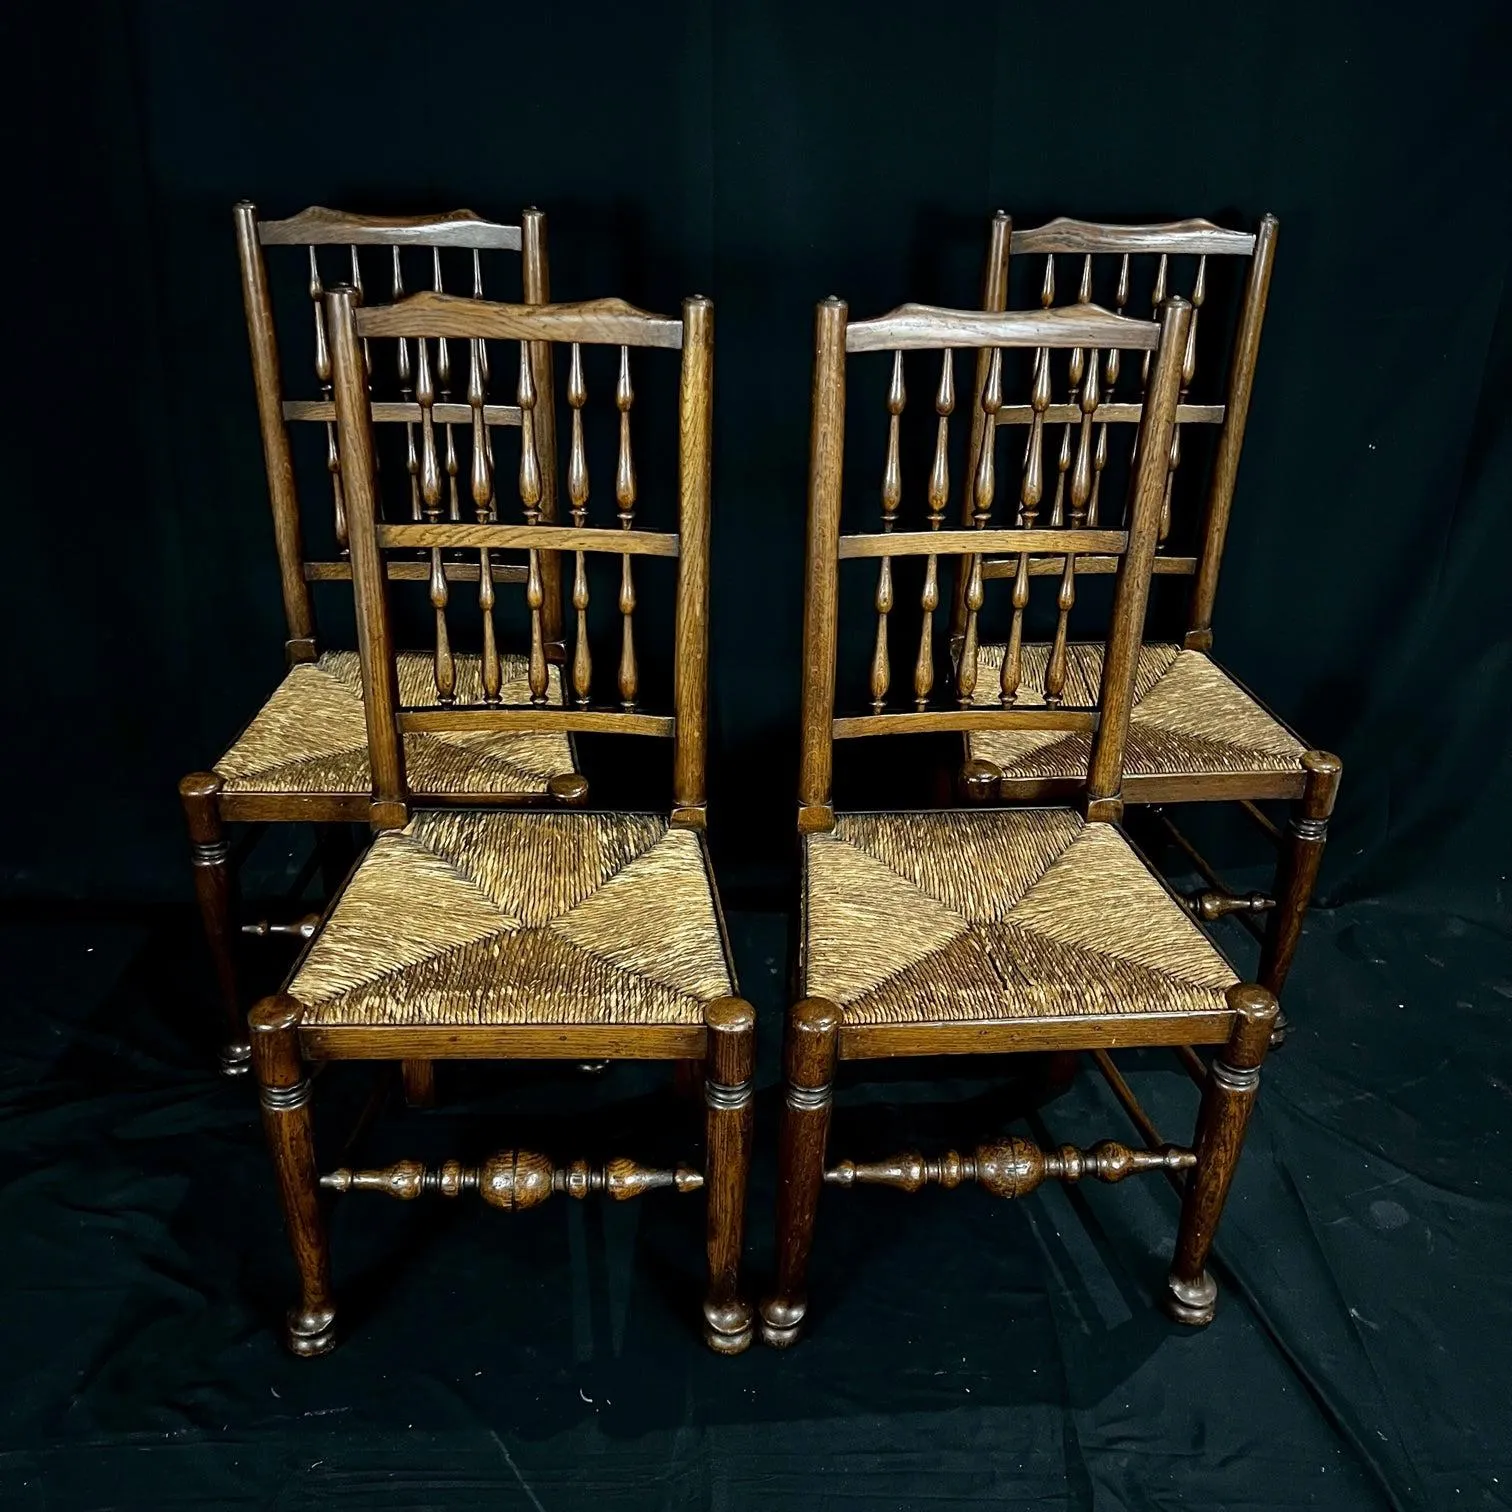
[846,301,1160,354]
[1010,216,1257,257]
[259,205,523,250]
[356,291,684,348]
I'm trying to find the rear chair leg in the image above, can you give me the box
[1166,984,1279,1326]
[760,997,840,1348]
[179,772,248,1077]
[250,996,336,1356]
[1259,751,1343,1045]
[401,1060,436,1109]
[702,998,755,1354]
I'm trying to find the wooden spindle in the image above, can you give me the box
[1160,254,1206,542]
[308,247,346,550]
[567,343,592,706]
[958,348,999,704]
[349,246,371,381]
[472,249,493,474]
[1047,349,1100,704]
[872,352,905,708]
[1050,258,1093,529]
[915,350,952,706]
[416,337,454,703]
[1002,345,1050,704]
[615,346,639,709]
[1089,254,1129,527]
[470,336,501,702]
[392,249,421,520]
[519,342,548,704]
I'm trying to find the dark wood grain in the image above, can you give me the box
[702,998,755,1354]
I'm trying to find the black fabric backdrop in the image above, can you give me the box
[2,2,1511,1508]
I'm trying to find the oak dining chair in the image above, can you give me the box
[763,290,1280,1348]
[180,203,580,1078]
[951,213,1340,1039]
[248,284,754,1358]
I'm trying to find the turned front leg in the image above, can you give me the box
[760,997,839,1348]
[250,995,336,1356]
[702,998,755,1355]
[179,772,248,1077]
[1260,751,1342,1044]
[1167,983,1279,1326]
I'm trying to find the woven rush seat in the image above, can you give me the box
[290,809,733,1028]
[214,651,578,798]
[964,643,1304,783]
[803,809,1237,1028]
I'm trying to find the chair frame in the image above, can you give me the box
[248,285,755,1358]
[181,202,573,1077]
[762,291,1281,1348]
[951,213,1340,1029]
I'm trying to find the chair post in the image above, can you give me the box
[760,997,840,1348]
[702,998,755,1354]
[178,771,248,1077]
[250,996,336,1355]
[672,295,715,827]
[797,300,848,835]
[1185,214,1279,653]
[1260,750,1343,1040]
[1166,983,1278,1326]
[1087,296,1192,821]
[521,208,565,661]
[233,202,316,665]
[327,285,408,834]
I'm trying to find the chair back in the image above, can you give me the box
[327,288,714,831]
[234,203,561,663]
[960,213,1278,652]
[798,295,1191,832]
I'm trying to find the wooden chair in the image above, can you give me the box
[181,204,581,1078]
[762,291,1281,1348]
[951,214,1341,1038]
[248,284,754,1358]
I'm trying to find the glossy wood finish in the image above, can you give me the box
[250,996,335,1356]
[702,998,755,1354]
[776,285,1275,1350]
[1167,984,1278,1324]
[762,998,840,1349]
[179,772,248,1075]
[186,202,562,1076]
[1259,750,1343,1039]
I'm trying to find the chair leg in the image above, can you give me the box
[250,996,336,1356]
[702,998,755,1355]
[760,997,840,1349]
[1259,751,1343,1045]
[1166,984,1279,1326]
[401,1060,436,1109]
[179,772,248,1077]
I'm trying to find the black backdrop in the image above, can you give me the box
[6,0,1511,917]
[4,6,1512,1507]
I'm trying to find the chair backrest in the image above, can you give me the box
[798,295,1192,834]
[957,212,1278,653]
[233,203,562,665]
[327,287,714,831]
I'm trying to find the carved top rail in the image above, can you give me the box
[846,301,1160,354]
[258,204,523,250]
[1009,216,1256,258]
[356,292,685,349]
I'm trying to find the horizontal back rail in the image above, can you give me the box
[833,708,1099,739]
[1010,216,1256,258]
[283,399,523,428]
[981,553,1195,579]
[838,527,1125,560]
[846,301,1160,354]
[376,522,679,558]
[303,559,530,585]
[356,292,684,349]
[259,206,522,250]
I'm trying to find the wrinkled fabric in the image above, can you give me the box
[1,905,1506,1509]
